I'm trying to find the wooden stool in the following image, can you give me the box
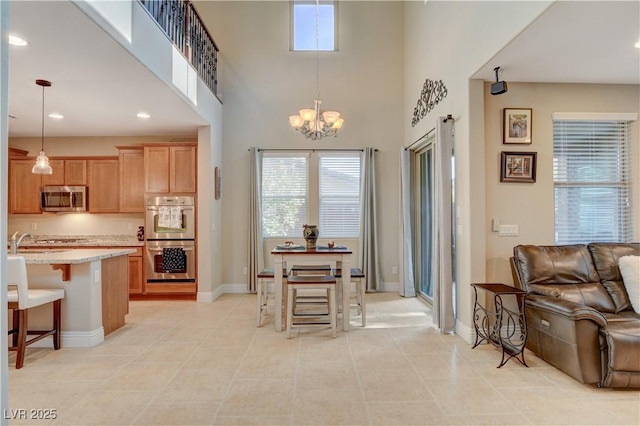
[256,267,287,327]
[333,267,366,327]
[286,274,337,339]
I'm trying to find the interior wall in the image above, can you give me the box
[195,1,405,288]
[484,82,640,284]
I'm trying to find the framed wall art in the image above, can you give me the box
[500,151,537,183]
[503,108,532,144]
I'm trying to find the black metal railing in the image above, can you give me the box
[139,0,219,97]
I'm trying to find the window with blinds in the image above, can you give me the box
[261,155,309,238]
[319,154,361,237]
[553,114,634,244]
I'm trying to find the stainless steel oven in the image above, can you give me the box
[145,196,195,240]
[145,240,196,282]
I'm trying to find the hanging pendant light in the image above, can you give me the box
[288,0,343,140]
[32,79,53,175]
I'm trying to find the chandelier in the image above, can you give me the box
[288,0,344,140]
[32,79,53,175]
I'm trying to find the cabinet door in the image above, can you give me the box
[119,149,145,212]
[42,159,65,186]
[128,252,144,294]
[65,160,87,185]
[87,159,120,212]
[9,160,42,214]
[170,146,197,193]
[144,147,170,193]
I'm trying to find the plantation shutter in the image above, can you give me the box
[318,153,361,237]
[552,113,635,244]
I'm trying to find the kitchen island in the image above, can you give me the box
[10,248,135,347]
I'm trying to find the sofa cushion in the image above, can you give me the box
[618,255,640,313]
[513,245,617,312]
[588,243,640,313]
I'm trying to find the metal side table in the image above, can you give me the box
[471,283,528,368]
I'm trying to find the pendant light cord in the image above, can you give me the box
[41,83,45,151]
[315,0,320,100]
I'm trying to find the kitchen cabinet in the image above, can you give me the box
[144,144,197,193]
[9,159,42,214]
[87,158,120,212]
[118,147,145,212]
[42,159,87,186]
[127,247,144,295]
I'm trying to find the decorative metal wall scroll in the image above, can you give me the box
[411,79,448,127]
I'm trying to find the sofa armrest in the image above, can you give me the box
[526,294,607,327]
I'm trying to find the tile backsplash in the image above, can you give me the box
[8,213,144,237]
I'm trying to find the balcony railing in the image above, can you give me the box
[139,0,219,97]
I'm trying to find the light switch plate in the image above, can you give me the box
[498,224,519,236]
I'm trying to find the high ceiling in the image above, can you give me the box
[6,1,639,138]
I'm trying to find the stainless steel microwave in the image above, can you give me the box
[40,186,88,212]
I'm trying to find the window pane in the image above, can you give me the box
[553,119,632,244]
[319,154,361,237]
[293,1,335,51]
[262,156,308,237]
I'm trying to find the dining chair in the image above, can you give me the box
[256,266,288,327]
[6,256,65,369]
[286,274,337,338]
[333,267,366,327]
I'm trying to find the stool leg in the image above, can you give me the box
[53,299,62,350]
[15,309,27,369]
[286,285,294,339]
[256,279,263,327]
[359,280,366,327]
[11,309,19,347]
[329,286,336,338]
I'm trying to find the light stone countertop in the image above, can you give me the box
[9,248,136,264]
[12,234,144,248]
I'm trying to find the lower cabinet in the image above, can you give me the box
[127,247,144,295]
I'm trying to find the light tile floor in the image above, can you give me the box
[7,293,640,425]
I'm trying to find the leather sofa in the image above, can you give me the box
[511,242,640,388]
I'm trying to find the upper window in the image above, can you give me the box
[291,1,337,51]
[553,113,635,244]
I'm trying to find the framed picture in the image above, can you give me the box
[503,108,533,144]
[500,151,537,183]
[214,167,221,199]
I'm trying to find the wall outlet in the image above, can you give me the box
[94,270,100,283]
[243,267,248,275]
[391,266,398,275]
[128,223,133,230]
[31,223,37,230]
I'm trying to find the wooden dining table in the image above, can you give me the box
[271,246,352,332]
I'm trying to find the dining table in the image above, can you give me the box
[271,245,352,332]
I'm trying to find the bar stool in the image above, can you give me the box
[286,274,337,339]
[6,256,65,369]
[333,267,366,327]
[256,266,287,327]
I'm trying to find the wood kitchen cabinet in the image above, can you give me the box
[42,159,87,186]
[118,147,145,212]
[144,144,197,193]
[9,159,42,214]
[127,247,144,295]
[87,158,120,212]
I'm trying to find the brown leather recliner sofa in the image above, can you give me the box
[511,242,640,388]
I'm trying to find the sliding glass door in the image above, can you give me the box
[414,142,435,301]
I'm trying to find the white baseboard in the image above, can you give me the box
[455,320,474,344]
[29,328,104,348]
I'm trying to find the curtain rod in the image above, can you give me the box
[249,148,378,152]
[405,114,454,151]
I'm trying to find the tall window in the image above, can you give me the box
[261,151,361,238]
[291,0,337,51]
[553,113,634,244]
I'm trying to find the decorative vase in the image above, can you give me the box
[303,224,319,249]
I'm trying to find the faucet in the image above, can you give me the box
[10,231,31,255]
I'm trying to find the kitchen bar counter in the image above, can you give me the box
[16,234,144,247]
[18,248,136,264]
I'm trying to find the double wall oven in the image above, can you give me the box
[145,195,195,283]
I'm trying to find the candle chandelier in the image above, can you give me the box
[288,0,344,140]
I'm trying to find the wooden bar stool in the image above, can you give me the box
[256,267,287,327]
[333,267,366,327]
[6,256,65,369]
[286,274,337,339]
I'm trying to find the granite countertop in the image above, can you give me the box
[13,234,144,248]
[9,248,137,264]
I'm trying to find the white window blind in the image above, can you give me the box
[553,117,633,244]
[319,153,361,237]
[261,154,309,237]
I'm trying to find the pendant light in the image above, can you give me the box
[32,79,53,175]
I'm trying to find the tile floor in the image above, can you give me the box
[7,292,640,425]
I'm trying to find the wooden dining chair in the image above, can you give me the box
[6,256,65,369]
[333,267,366,327]
[256,266,288,327]
[286,274,337,338]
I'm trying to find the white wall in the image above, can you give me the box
[484,82,640,284]
[195,1,405,288]
[1,0,9,419]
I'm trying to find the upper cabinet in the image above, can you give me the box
[144,144,197,194]
[87,158,120,213]
[42,159,87,186]
[118,147,145,212]
[9,159,42,214]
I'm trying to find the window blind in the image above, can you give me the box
[261,155,309,237]
[319,154,361,237]
[553,118,633,244]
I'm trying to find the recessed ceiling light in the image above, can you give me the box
[48,113,64,119]
[9,35,28,46]
[137,112,151,119]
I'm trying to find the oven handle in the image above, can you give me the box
[147,247,194,252]
[147,206,194,211]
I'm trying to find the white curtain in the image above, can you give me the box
[432,117,455,333]
[359,147,382,291]
[247,147,263,292]
[399,148,416,297]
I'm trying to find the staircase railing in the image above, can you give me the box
[139,0,219,97]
